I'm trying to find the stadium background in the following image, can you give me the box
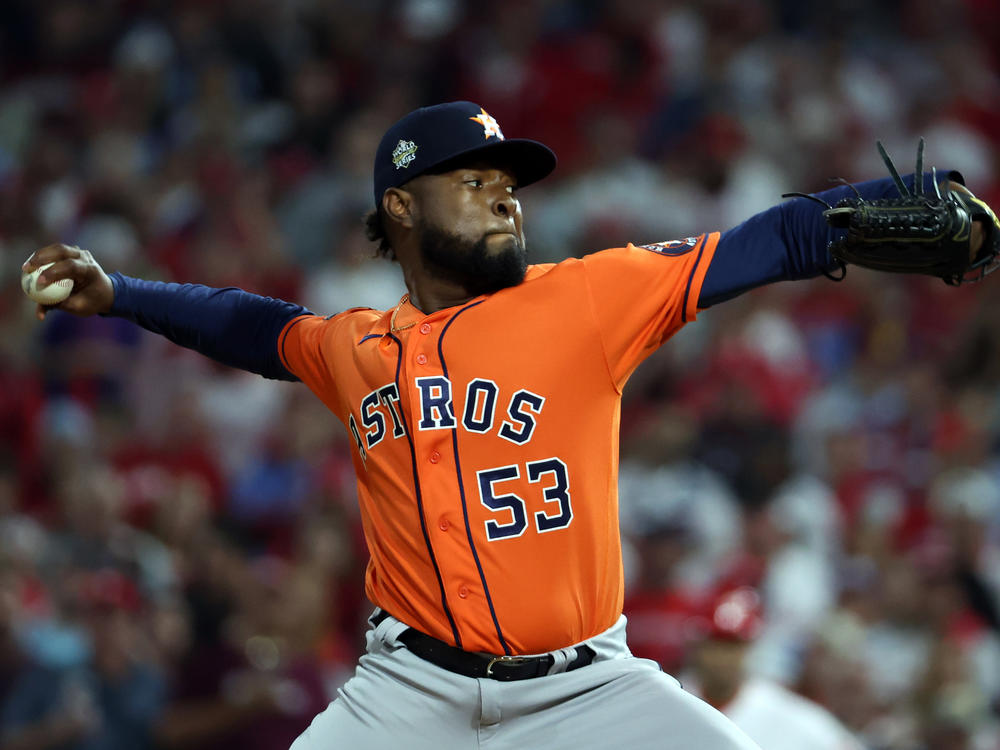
[1,0,999,747]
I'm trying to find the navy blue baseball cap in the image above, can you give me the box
[372,101,557,207]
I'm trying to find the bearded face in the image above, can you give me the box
[416,216,528,297]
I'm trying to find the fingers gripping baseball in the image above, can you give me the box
[22,245,115,321]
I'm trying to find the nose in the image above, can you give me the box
[493,191,517,219]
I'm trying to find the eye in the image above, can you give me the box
[464,179,483,188]
[506,185,517,196]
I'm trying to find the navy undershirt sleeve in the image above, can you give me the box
[698,170,964,307]
[107,272,312,381]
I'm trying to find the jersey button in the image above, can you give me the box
[416,353,428,365]
[419,323,432,335]
[429,450,441,464]
[458,586,469,599]
[438,518,449,531]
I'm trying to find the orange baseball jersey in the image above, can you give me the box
[278,234,719,656]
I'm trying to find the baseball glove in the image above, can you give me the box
[783,139,1000,285]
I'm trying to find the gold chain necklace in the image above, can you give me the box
[390,294,415,333]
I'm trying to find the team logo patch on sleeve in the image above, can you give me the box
[640,237,700,256]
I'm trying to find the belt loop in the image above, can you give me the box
[546,647,576,675]
[372,609,409,646]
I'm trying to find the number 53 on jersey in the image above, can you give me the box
[349,375,574,542]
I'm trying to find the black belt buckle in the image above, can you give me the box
[372,609,595,681]
[485,655,533,678]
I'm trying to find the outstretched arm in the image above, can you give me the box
[698,171,982,307]
[23,244,309,382]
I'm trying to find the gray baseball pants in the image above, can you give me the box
[290,612,761,750]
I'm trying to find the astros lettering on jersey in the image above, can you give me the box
[279,235,720,656]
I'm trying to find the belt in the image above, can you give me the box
[370,610,596,682]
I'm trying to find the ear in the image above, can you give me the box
[383,188,415,229]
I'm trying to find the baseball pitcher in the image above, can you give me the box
[22,102,999,749]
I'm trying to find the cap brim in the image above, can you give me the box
[424,138,557,189]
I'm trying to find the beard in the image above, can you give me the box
[417,219,528,297]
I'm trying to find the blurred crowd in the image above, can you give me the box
[1,0,999,748]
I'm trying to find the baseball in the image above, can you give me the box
[21,262,74,305]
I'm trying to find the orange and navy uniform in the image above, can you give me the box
[278,236,718,655]
[106,172,941,654]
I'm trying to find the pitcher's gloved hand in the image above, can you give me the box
[784,139,1000,285]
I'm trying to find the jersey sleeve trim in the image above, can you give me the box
[682,231,720,322]
[277,313,316,377]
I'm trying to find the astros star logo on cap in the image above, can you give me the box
[469,107,505,141]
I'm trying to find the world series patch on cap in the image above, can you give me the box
[372,101,557,207]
